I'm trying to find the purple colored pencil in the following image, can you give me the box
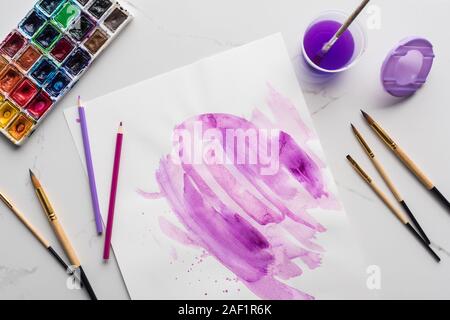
[103,122,124,260]
[78,97,103,235]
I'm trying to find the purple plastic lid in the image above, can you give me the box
[381,37,435,97]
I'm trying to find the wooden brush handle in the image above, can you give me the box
[347,155,408,224]
[370,182,409,224]
[336,0,370,38]
[395,146,434,190]
[12,207,50,248]
[372,157,403,202]
[51,220,81,267]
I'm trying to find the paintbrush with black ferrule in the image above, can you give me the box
[361,110,450,213]
[346,155,440,262]
[351,124,431,244]
[29,170,97,300]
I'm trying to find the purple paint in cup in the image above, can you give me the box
[302,11,366,73]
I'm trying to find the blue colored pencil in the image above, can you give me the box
[78,96,103,235]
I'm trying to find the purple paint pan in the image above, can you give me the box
[381,37,435,97]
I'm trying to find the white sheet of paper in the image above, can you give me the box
[65,34,370,300]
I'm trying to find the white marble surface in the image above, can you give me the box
[1,0,450,300]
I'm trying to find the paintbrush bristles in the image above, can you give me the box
[346,155,409,224]
[360,110,374,124]
[351,123,374,158]
[320,0,370,54]
[78,96,82,108]
[29,169,41,188]
[351,123,361,137]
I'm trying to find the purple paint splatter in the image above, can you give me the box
[139,85,340,300]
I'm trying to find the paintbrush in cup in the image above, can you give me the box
[314,0,370,63]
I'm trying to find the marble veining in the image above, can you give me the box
[0,266,38,289]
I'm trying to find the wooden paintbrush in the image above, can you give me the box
[346,155,440,262]
[361,110,450,213]
[0,190,71,272]
[317,0,370,58]
[29,170,97,300]
[351,124,431,244]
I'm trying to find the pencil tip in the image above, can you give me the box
[118,122,124,134]
[29,169,33,178]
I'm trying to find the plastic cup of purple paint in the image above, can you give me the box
[302,11,367,74]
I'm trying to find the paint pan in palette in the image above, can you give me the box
[0,101,20,128]
[20,9,47,38]
[0,56,8,72]
[0,0,132,146]
[16,45,42,71]
[1,32,27,59]
[0,66,24,93]
[50,36,75,63]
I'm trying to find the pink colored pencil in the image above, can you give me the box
[103,122,124,260]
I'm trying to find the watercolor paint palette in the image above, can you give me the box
[0,0,132,146]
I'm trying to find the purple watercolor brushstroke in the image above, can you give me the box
[158,216,196,247]
[279,131,327,199]
[254,84,325,169]
[139,85,340,300]
[180,113,327,230]
[178,112,332,228]
[266,84,314,143]
[156,158,314,300]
